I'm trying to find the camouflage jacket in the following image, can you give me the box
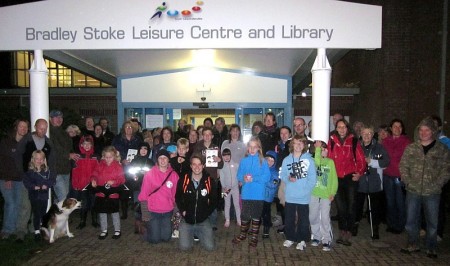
[399,140,450,196]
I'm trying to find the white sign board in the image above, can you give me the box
[0,0,382,50]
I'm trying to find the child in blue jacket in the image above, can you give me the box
[262,150,280,238]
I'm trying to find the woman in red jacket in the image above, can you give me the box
[327,119,366,246]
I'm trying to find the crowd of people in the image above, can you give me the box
[0,110,449,259]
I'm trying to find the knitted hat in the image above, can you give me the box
[156,149,170,159]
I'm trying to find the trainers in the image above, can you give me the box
[277,228,285,234]
[400,245,420,254]
[296,241,306,250]
[172,229,179,238]
[311,239,320,247]
[322,242,331,251]
[194,235,200,242]
[224,220,230,228]
[283,240,294,248]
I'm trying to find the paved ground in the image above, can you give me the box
[26,210,450,266]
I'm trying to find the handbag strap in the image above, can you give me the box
[148,170,173,197]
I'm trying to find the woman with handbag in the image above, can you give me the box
[138,149,179,244]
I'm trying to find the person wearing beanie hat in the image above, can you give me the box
[261,150,279,238]
[138,145,178,244]
[49,110,63,118]
[399,116,450,258]
[128,142,154,234]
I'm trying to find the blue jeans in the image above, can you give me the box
[179,219,215,251]
[0,180,23,234]
[147,211,173,244]
[383,175,406,231]
[54,174,70,202]
[209,209,217,227]
[405,192,440,251]
[285,203,310,242]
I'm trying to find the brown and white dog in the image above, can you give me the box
[40,198,81,243]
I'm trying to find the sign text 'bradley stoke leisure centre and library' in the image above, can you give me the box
[25,25,335,43]
[0,0,381,50]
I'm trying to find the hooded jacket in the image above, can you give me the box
[138,165,179,213]
[175,171,217,224]
[312,147,338,199]
[264,150,280,202]
[399,140,450,196]
[280,151,316,204]
[71,136,99,190]
[128,142,154,191]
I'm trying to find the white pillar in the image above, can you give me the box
[29,49,49,131]
[311,48,332,143]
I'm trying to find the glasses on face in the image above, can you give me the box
[125,126,133,129]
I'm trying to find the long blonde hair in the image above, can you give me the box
[102,146,121,162]
[246,136,264,165]
[29,150,49,172]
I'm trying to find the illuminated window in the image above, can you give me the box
[11,51,112,88]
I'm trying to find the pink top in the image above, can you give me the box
[138,165,179,213]
[382,135,410,177]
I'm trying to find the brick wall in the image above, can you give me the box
[330,0,449,135]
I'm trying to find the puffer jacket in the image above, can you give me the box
[399,140,450,195]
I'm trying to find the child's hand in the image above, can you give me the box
[42,185,47,190]
[213,156,222,163]
[35,186,40,190]
[329,195,334,202]
[106,180,114,186]
[91,180,97,187]
[314,141,322,148]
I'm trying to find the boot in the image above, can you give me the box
[249,219,261,248]
[351,222,359,237]
[120,199,128,220]
[262,226,270,239]
[134,219,141,234]
[232,220,250,244]
[76,211,87,229]
[372,225,380,240]
[91,211,99,228]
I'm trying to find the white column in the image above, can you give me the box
[311,48,332,143]
[29,49,49,130]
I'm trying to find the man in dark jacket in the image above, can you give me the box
[175,154,217,251]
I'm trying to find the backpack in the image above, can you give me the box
[330,136,359,161]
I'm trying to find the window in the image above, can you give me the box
[11,51,112,88]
